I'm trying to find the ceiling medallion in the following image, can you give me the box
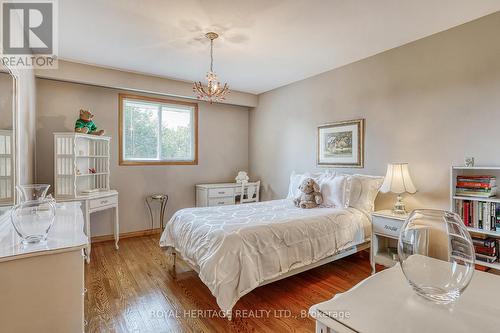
[193,32,229,103]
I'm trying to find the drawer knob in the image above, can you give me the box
[218,191,225,194]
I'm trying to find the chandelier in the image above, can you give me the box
[193,32,229,103]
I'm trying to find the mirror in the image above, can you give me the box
[0,66,15,207]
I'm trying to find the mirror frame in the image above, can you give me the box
[0,64,19,207]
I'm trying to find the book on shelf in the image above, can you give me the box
[455,187,497,197]
[475,252,498,263]
[475,264,491,271]
[456,181,494,189]
[455,175,497,197]
[474,245,496,256]
[457,175,496,182]
[471,237,497,247]
[455,200,499,231]
[471,237,500,264]
[474,236,500,263]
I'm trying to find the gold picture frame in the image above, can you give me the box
[317,119,365,168]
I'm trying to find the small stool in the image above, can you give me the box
[145,194,169,230]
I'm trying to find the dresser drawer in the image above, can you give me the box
[208,197,234,207]
[208,187,234,198]
[372,215,403,238]
[89,195,118,210]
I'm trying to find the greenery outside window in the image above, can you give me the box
[119,94,198,165]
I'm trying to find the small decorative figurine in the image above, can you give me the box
[465,157,475,167]
[89,168,97,174]
[235,171,249,184]
[294,178,323,209]
[75,109,105,136]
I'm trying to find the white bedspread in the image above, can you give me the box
[160,199,369,315]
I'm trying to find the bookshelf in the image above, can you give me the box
[450,166,500,270]
[54,133,111,199]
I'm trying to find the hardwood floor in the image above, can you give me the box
[85,234,372,333]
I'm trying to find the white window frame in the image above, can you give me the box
[119,94,198,165]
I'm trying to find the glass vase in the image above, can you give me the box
[16,184,51,202]
[10,199,56,244]
[398,209,475,304]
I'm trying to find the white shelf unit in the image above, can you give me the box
[450,166,500,270]
[54,133,111,199]
[0,130,13,205]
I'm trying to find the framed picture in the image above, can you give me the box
[317,119,365,168]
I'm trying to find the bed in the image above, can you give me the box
[159,197,371,319]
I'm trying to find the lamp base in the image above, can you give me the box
[392,194,407,215]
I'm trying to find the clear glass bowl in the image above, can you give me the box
[10,199,56,244]
[16,184,51,202]
[398,209,475,304]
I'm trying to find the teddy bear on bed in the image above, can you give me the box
[294,177,323,209]
[75,109,105,135]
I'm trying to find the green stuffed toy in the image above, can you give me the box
[75,109,105,135]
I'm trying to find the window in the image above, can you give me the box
[119,94,198,165]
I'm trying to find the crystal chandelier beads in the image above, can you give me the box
[193,32,230,103]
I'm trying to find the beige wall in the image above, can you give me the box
[36,79,249,236]
[249,12,500,211]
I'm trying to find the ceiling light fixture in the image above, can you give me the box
[193,32,229,103]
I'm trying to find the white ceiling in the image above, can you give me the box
[59,0,500,94]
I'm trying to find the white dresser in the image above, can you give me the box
[196,182,260,207]
[0,202,88,333]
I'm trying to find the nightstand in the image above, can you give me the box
[370,210,408,274]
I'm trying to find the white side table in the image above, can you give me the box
[370,210,408,274]
[58,190,119,263]
[310,262,500,333]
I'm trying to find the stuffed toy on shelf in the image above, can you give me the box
[74,109,105,135]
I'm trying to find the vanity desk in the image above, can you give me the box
[196,182,261,207]
[0,202,88,333]
[58,190,119,263]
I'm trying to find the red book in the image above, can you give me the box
[475,264,490,272]
[475,245,496,255]
[456,181,492,189]
[464,202,470,226]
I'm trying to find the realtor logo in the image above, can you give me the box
[0,0,58,68]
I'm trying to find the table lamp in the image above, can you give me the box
[380,163,417,214]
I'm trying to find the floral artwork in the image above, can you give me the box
[317,119,364,167]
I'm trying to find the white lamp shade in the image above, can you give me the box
[380,163,417,194]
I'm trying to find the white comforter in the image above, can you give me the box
[160,199,369,315]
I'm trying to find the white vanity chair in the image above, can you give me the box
[0,202,88,332]
[240,180,260,204]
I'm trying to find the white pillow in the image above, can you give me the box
[287,171,303,199]
[320,174,349,208]
[287,171,333,199]
[346,174,384,213]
